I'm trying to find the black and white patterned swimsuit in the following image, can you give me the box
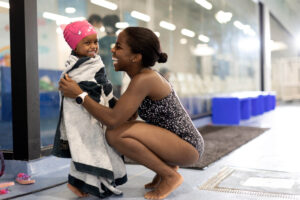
[138,89,204,157]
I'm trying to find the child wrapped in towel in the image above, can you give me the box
[52,20,127,198]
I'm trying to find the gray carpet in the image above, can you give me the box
[124,125,268,169]
[189,125,269,169]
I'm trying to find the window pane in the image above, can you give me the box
[37,0,260,146]
[0,0,12,151]
[270,14,299,101]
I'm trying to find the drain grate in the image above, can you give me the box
[199,167,300,199]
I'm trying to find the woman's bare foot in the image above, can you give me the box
[67,183,88,197]
[145,174,161,189]
[144,171,183,199]
[144,166,179,189]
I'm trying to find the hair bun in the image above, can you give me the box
[158,52,168,63]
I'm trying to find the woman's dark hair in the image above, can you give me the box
[123,27,168,67]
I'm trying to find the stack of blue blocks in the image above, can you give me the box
[212,92,276,125]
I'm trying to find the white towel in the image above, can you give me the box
[53,53,127,198]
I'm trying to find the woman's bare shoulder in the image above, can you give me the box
[131,69,157,84]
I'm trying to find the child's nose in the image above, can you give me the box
[91,43,98,49]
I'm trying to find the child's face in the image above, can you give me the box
[75,34,98,58]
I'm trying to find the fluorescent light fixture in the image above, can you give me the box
[198,34,210,43]
[90,0,118,10]
[130,10,150,22]
[43,12,85,25]
[215,10,232,24]
[180,28,195,38]
[234,20,256,36]
[180,38,187,45]
[65,7,76,14]
[71,17,86,22]
[242,25,256,36]
[115,22,129,29]
[43,12,70,25]
[192,44,215,56]
[195,0,212,10]
[233,20,244,30]
[154,32,160,37]
[0,1,9,9]
[159,21,176,31]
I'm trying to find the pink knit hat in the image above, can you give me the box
[63,20,97,50]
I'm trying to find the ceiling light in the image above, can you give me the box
[43,12,85,25]
[234,20,256,36]
[198,34,210,43]
[159,21,176,31]
[0,1,9,9]
[180,38,187,44]
[65,7,76,14]
[130,10,150,22]
[192,44,215,56]
[70,17,86,22]
[154,32,160,37]
[181,28,195,38]
[215,10,232,24]
[233,20,244,30]
[90,0,118,10]
[195,0,212,10]
[115,22,129,29]
[43,12,70,25]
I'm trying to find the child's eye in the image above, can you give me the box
[85,42,91,45]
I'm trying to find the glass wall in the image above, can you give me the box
[270,14,300,101]
[37,0,260,146]
[0,0,12,151]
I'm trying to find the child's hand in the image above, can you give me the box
[59,74,83,98]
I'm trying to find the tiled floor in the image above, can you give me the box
[3,102,300,200]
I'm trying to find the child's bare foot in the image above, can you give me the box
[144,166,179,189]
[144,171,183,199]
[67,183,88,197]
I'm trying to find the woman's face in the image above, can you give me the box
[75,34,98,58]
[111,31,135,72]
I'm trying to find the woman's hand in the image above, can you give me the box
[59,74,83,98]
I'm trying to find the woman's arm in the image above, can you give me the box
[59,74,149,128]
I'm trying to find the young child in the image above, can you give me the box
[52,20,127,198]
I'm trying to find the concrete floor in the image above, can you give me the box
[2,102,300,200]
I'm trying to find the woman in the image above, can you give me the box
[59,27,204,199]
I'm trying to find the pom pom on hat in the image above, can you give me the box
[63,20,97,50]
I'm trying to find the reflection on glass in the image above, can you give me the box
[36,0,261,147]
[0,1,12,150]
